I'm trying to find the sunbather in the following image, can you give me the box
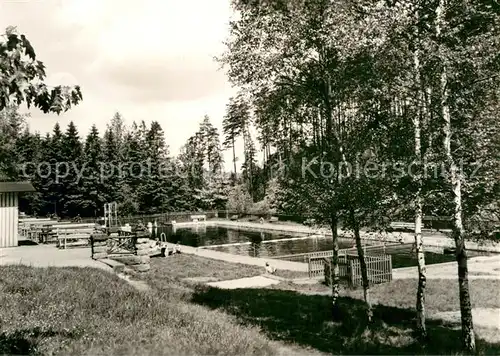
[265,262,276,274]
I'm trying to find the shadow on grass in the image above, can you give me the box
[192,287,500,355]
[0,327,82,355]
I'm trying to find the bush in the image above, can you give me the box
[248,199,272,216]
[226,184,253,214]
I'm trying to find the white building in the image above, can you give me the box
[0,181,35,248]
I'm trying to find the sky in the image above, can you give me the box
[0,0,246,171]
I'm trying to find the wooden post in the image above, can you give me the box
[91,233,108,260]
[349,260,354,287]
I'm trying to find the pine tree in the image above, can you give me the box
[141,121,171,213]
[223,94,249,180]
[201,115,224,177]
[103,127,120,204]
[43,123,65,216]
[60,121,84,217]
[81,125,105,217]
[120,121,147,214]
[109,112,126,151]
[242,127,258,200]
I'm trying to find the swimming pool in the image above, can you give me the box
[157,225,358,256]
[156,225,494,268]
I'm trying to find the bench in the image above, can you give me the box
[190,214,207,222]
[389,222,415,232]
[58,233,92,249]
[269,216,279,223]
[55,224,98,249]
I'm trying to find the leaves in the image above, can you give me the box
[0,27,83,114]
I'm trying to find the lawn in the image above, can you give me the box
[0,264,321,356]
[192,283,500,355]
[343,279,500,313]
[140,255,500,354]
[1,255,499,355]
[136,254,309,295]
[268,277,500,313]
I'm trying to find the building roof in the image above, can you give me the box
[0,181,36,193]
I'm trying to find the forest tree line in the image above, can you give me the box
[0,108,273,217]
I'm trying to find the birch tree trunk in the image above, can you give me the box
[232,136,237,181]
[436,0,476,351]
[412,9,427,338]
[350,208,373,322]
[330,212,341,317]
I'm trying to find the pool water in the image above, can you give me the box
[156,226,359,256]
[390,252,456,268]
[156,225,494,266]
[390,249,493,268]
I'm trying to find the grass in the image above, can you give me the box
[137,254,309,293]
[141,255,500,354]
[2,254,499,355]
[273,269,310,279]
[268,277,500,313]
[0,264,321,356]
[136,254,265,302]
[191,286,500,355]
[343,279,500,313]
[147,254,264,280]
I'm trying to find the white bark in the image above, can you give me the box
[413,9,427,338]
[437,0,476,351]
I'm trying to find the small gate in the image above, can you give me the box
[317,254,393,287]
[348,255,392,287]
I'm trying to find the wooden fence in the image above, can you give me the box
[321,254,392,287]
[308,251,360,278]
[304,244,402,286]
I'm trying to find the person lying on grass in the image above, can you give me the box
[265,262,277,274]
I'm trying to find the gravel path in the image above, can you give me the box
[206,275,281,289]
[393,255,500,280]
[431,308,500,330]
[180,244,308,271]
[0,244,111,271]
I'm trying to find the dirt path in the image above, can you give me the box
[180,244,308,271]
[430,308,500,343]
[206,275,281,289]
[0,245,111,271]
[393,255,500,280]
